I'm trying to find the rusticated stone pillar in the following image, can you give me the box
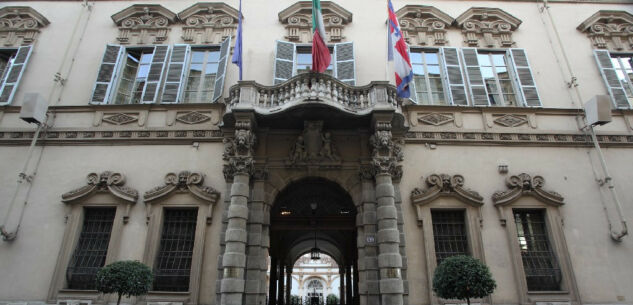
[221,117,257,305]
[285,266,292,304]
[346,265,353,305]
[244,170,268,305]
[359,168,379,305]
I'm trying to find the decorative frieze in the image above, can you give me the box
[102,112,139,126]
[0,6,49,46]
[278,1,352,43]
[395,5,454,46]
[416,112,455,126]
[456,7,522,48]
[577,10,633,51]
[178,3,239,44]
[111,5,177,45]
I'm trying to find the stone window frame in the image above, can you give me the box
[111,4,177,45]
[455,7,522,48]
[178,2,240,45]
[278,1,352,44]
[142,171,220,305]
[577,10,633,52]
[492,173,579,304]
[48,171,138,303]
[395,5,454,47]
[410,174,487,304]
[0,6,50,47]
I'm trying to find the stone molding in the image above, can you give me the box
[278,1,352,43]
[111,4,177,45]
[62,171,138,205]
[395,5,454,46]
[0,6,50,46]
[577,10,633,51]
[411,174,483,209]
[178,2,239,44]
[492,173,564,209]
[455,7,522,48]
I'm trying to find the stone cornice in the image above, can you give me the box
[144,171,220,204]
[111,4,177,26]
[62,171,138,204]
[0,6,50,29]
[456,7,522,47]
[278,1,352,43]
[395,5,454,46]
[177,2,240,44]
[411,174,484,208]
[111,4,177,44]
[577,10,633,51]
[492,173,564,207]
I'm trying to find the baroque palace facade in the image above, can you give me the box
[0,1,632,305]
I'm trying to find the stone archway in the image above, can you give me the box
[268,177,358,305]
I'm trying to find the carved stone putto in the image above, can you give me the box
[178,2,240,44]
[278,1,352,43]
[411,174,484,207]
[62,171,138,204]
[577,10,633,51]
[456,7,522,48]
[111,5,177,45]
[395,5,454,46]
[288,121,340,165]
[492,173,564,207]
[0,6,49,46]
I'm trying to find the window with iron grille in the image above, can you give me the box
[431,210,469,264]
[513,209,561,291]
[153,208,198,292]
[66,207,116,290]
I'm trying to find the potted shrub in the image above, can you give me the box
[95,260,153,305]
[432,255,496,305]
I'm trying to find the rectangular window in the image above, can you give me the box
[431,210,469,264]
[411,50,446,105]
[183,49,220,103]
[609,54,633,105]
[273,41,355,85]
[478,52,518,106]
[513,209,561,291]
[153,208,198,292]
[113,48,154,104]
[295,46,333,75]
[0,46,32,105]
[66,207,116,290]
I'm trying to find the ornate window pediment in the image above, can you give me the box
[278,1,352,43]
[178,2,240,44]
[0,6,49,47]
[111,4,177,45]
[577,10,633,51]
[456,7,522,48]
[395,5,454,46]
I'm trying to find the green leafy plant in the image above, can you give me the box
[432,255,496,305]
[95,260,153,305]
[326,293,339,305]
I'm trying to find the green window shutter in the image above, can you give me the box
[594,50,630,109]
[161,44,191,104]
[212,35,232,103]
[439,47,467,106]
[141,45,169,104]
[508,49,541,107]
[461,48,490,106]
[90,45,124,104]
[334,42,355,85]
[273,40,296,85]
[0,45,33,105]
[406,45,418,104]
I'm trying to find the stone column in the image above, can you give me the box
[278,261,285,305]
[221,117,257,305]
[270,257,278,305]
[346,265,353,305]
[245,170,268,305]
[369,118,404,305]
[340,269,346,305]
[359,169,379,305]
[285,266,292,304]
[353,261,360,305]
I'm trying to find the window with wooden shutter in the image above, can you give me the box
[90,45,124,105]
[273,40,296,85]
[461,48,490,106]
[407,45,418,104]
[411,48,451,105]
[212,35,231,103]
[0,45,32,105]
[161,44,191,104]
[141,45,169,104]
[594,50,632,109]
[508,49,541,107]
[334,42,355,85]
[439,47,467,106]
[112,47,155,105]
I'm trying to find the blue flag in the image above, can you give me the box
[231,0,243,80]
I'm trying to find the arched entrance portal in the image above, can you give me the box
[268,178,358,305]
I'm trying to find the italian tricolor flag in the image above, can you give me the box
[311,0,331,72]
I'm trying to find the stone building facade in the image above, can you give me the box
[0,1,632,305]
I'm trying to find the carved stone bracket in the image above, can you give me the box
[278,1,352,43]
[395,5,454,46]
[223,119,257,181]
[456,7,521,48]
[178,2,239,44]
[0,6,50,46]
[111,5,177,45]
[144,171,220,224]
[492,173,564,225]
[62,171,138,222]
[411,174,483,226]
[369,121,404,176]
[577,10,633,51]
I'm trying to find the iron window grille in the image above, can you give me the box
[66,207,116,290]
[513,209,561,291]
[431,210,469,264]
[153,208,198,292]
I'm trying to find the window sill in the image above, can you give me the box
[144,291,190,303]
[527,290,569,295]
